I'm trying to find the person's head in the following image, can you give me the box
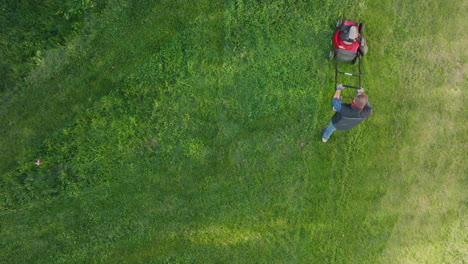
[353,93,368,107]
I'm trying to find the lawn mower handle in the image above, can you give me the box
[334,56,363,91]
[342,84,362,89]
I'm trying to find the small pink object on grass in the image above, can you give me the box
[35,160,41,166]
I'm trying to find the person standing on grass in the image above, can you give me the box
[322,84,372,142]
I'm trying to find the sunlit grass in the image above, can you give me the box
[0,0,466,263]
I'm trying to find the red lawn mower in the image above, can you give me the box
[329,18,368,89]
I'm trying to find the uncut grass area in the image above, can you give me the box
[0,0,466,263]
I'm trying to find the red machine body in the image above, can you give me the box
[332,20,363,54]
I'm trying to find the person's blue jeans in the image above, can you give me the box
[323,121,337,139]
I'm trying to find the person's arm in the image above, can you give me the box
[332,84,344,111]
[333,89,342,99]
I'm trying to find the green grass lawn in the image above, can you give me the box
[0,0,466,263]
